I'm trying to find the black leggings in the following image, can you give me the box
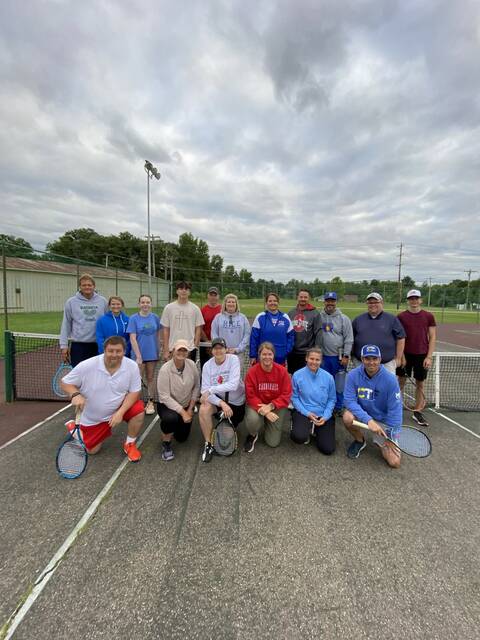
[156,403,192,442]
[290,410,336,455]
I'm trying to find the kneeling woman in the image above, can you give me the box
[156,339,200,461]
[291,347,336,454]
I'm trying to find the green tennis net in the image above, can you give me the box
[4,331,480,411]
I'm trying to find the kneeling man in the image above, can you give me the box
[61,335,145,461]
[343,344,403,468]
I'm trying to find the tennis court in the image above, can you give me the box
[1,399,479,639]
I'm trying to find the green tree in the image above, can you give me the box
[0,234,36,258]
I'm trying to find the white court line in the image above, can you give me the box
[436,340,476,351]
[428,408,480,440]
[1,416,159,640]
[0,404,72,451]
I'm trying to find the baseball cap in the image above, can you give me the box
[208,287,219,294]
[361,344,381,358]
[407,289,421,298]
[211,337,227,348]
[324,291,337,300]
[366,292,383,302]
[172,339,189,352]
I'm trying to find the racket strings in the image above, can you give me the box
[57,440,87,477]
[397,428,431,457]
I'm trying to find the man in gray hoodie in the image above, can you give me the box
[319,292,353,412]
[60,274,108,367]
[287,289,322,374]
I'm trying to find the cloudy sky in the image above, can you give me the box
[1,0,479,284]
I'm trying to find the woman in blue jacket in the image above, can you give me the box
[96,296,131,357]
[249,292,294,365]
[291,347,336,454]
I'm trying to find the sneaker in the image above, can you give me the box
[347,439,366,459]
[161,442,175,461]
[412,411,428,427]
[202,442,214,463]
[243,433,258,453]
[123,441,142,462]
[145,400,155,415]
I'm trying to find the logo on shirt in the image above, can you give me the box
[357,386,374,400]
[292,313,308,333]
[322,322,333,333]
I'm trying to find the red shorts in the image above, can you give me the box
[80,400,144,451]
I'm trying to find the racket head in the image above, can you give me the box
[401,375,417,411]
[395,426,432,458]
[56,426,88,479]
[52,363,73,398]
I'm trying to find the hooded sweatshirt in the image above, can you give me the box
[249,311,294,363]
[318,308,354,357]
[96,311,131,356]
[343,364,402,431]
[211,311,251,353]
[60,291,108,348]
[287,304,321,354]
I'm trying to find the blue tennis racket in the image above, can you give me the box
[56,410,88,479]
[52,363,73,398]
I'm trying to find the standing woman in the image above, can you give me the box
[249,292,294,365]
[96,296,131,358]
[127,294,162,415]
[211,293,251,355]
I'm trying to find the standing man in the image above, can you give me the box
[200,286,222,370]
[352,292,405,374]
[60,273,108,367]
[343,344,403,468]
[61,336,145,462]
[319,291,353,413]
[397,289,436,427]
[161,281,204,362]
[287,289,321,374]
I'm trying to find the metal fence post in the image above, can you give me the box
[2,243,8,330]
[4,330,14,402]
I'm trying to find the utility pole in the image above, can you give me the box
[465,269,478,309]
[427,277,432,307]
[396,242,403,310]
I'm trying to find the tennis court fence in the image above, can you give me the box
[4,331,480,412]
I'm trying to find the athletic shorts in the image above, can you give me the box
[80,399,144,450]
[371,421,401,447]
[396,353,428,381]
[214,403,245,428]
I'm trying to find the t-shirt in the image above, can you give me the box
[127,313,161,361]
[201,304,222,340]
[352,312,406,362]
[397,309,436,355]
[63,355,141,425]
[161,301,204,351]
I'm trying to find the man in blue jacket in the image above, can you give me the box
[343,344,403,468]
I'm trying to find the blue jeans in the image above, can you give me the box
[321,355,345,410]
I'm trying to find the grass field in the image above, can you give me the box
[1,299,479,357]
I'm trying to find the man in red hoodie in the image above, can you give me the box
[244,341,292,453]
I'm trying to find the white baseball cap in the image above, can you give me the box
[406,289,421,298]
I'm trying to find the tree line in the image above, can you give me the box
[1,232,479,307]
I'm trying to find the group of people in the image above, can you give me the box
[60,274,436,469]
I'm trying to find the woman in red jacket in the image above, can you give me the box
[243,341,292,453]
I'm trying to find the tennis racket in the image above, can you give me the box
[400,374,426,412]
[212,413,237,457]
[52,363,73,398]
[56,409,88,479]
[352,419,431,458]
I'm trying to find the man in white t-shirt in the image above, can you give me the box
[161,281,204,362]
[61,336,145,462]
[199,337,245,463]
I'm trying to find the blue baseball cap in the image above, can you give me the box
[324,291,337,300]
[361,344,381,358]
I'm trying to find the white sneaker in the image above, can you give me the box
[145,400,155,415]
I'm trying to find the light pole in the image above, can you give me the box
[144,160,161,293]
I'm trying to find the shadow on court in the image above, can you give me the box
[0,407,479,639]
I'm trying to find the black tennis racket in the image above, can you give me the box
[52,363,73,398]
[352,419,431,458]
[56,409,88,479]
[400,374,426,411]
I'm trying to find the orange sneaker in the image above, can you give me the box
[123,441,142,462]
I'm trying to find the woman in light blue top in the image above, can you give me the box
[127,294,161,415]
[211,294,251,355]
[96,296,131,357]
